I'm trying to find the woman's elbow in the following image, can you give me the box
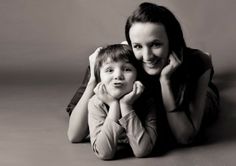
[67,130,84,143]
[95,149,115,160]
[175,129,196,145]
[133,146,152,158]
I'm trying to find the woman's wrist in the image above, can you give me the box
[88,77,96,86]
[160,76,171,85]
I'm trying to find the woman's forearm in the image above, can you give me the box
[160,78,196,144]
[67,78,96,143]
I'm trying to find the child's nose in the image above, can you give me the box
[114,70,124,80]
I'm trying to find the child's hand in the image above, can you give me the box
[89,47,102,80]
[94,82,116,106]
[120,81,144,107]
[160,52,182,81]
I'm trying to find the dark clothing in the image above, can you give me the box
[66,67,91,115]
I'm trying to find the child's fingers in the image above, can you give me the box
[101,84,108,94]
[131,83,137,95]
[135,81,144,95]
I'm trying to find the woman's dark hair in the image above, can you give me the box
[125,2,186,58]
[94,44,140,82]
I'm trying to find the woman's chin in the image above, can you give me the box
[143,67,161,76]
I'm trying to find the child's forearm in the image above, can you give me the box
[119,111,157,157]
[107,101,121,122]
[89,100,123,160]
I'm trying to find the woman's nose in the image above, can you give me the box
[143,47,153,61]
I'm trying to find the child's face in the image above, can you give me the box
[100,58,137,99]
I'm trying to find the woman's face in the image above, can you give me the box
[129,22,169,76]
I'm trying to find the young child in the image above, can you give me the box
[88,44,157,160]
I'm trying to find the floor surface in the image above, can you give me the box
[1,69,236,166]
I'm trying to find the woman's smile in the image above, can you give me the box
[143,58,162,68]
[129,22,169,76]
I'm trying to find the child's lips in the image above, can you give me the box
[113,82,124,88]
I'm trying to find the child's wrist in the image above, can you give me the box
[120,103,132,115]
[109,100,119,107]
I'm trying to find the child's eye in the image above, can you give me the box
[123,66,134,72]
[105,68,113,73]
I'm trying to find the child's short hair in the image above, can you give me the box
[94,44,139,82]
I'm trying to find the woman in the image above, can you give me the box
[67,2,219,146]
[125,2,220,145]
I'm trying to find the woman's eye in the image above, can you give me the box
[124,68,132,72]
[152,42,162,48]
[133,45,142,49]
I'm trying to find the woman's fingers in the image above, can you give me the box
[120,41,128,45]
[93,82,101,94]
[169,52,182,69]
[89,47,102,62]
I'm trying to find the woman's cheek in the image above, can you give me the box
[134,52,142,60]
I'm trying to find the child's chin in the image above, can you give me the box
[111,94,123,100]
[111,93,125,100]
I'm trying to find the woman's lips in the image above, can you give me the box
[143,58,161,68]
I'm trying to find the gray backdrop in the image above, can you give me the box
[1,0,236,86]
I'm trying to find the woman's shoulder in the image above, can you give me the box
[184,47,212,66]
[183,47,213,77]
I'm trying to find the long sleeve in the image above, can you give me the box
[88,96,123,160]
[119,99,157,158]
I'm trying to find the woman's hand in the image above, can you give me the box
[160,52,182,82]
[120,81,144,107]
[94,82,116,106]
[89,47,102,80]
